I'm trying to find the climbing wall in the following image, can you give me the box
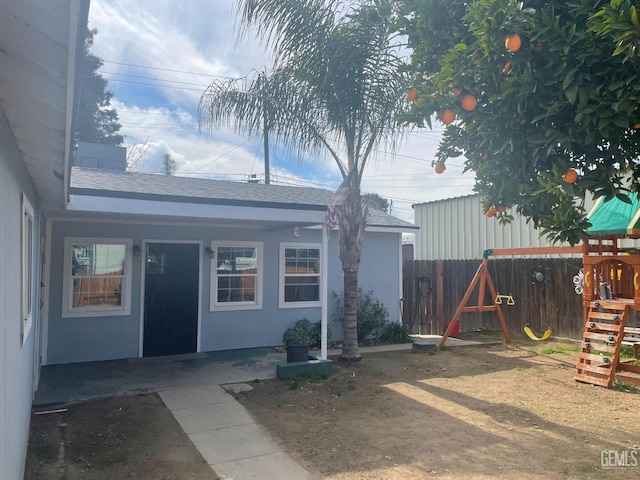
[575,300,628,388]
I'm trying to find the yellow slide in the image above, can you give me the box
[524,325,552,341]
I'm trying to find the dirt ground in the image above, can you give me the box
[24,393,217,480]
[236,334,640,480]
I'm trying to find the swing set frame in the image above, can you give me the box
[438,245,582,348]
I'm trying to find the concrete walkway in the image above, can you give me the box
[159,384,314,480]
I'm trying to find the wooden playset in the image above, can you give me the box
[438,194,640,388]
[574,193,640,387]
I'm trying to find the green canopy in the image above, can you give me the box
[585,192,640,237]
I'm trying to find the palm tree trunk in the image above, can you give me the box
[338,184,366,359]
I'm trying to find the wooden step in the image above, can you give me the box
[575,362,613,375]
[581,343,617,354]
[574,373,612,388]
[590,299,633,310]
[584,322,622,333]
[588,311,625,322]
[578,352,615,363]
[583,332,619,343]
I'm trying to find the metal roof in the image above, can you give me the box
[69,167,416,229]
[0,0,88,210]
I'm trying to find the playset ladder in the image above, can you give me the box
[574,300,628,388]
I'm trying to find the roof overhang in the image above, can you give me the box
[0,0,88,210]
[67,191,328,229]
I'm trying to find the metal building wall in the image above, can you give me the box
[413,194,589,260]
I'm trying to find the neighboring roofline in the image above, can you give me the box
[412,192,478,208]
[63,0,90,208]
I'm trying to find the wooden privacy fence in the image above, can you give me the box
[402,258,586,340]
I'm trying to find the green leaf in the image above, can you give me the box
[564,82,578,104]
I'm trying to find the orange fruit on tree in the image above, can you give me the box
[634,123,640,129]
[502,62,511,74]
[406,88,418,102]
[562,168,578,184]
[505,34,521,52]
[497,205,507,214]
[453,87,462,97]
[434,163,446,174]
[534,42,543,54]
[461,94,477,111]
[485,206,496,218]
[440,109,455,125]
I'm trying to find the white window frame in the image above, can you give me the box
[279,243,322,309]
[21,194,34,345]
[62,237,133,318]
[209,241,263,311]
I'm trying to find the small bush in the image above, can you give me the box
[377,322,412,344]
[282,318,314,346]
[333,289,389,343]
[310,320,332,349]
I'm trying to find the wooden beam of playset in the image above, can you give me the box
[438,259,510,348]
[484,245,583,257]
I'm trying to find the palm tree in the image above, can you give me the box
[198,0,408,359]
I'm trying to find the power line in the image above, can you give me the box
[102,60,243,80]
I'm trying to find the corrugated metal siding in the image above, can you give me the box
[414,194,591,260]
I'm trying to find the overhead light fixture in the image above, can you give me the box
[205,246,214,259]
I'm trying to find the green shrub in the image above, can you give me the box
[282,318,314,346]
[377,322,412,344]
[332,289,389,343]
[310,320,331,349]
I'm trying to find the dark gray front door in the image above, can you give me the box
[143,243,199,357]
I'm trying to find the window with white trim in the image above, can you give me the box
[21,194,34,345]
[210,242,262,310]
[279,244,321,308]
[62,238,132,317]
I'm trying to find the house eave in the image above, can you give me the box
[67,193,327,225]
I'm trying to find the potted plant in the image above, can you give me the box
[282,318,314,362]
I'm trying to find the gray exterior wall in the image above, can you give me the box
[413,194,591,260]
[0,112,42,480]
[46,218,402,364]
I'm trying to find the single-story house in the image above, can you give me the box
[0,1,416,476]
[46,142,416,364]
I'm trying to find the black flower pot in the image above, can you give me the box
[286,345,309,363]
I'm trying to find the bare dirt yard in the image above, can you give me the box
[25,393,217,480]
[236,334,640,480]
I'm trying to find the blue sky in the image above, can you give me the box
[88,0,476,223]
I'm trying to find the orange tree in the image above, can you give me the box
[396,0,640,244]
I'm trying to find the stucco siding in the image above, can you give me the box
[46,219,403,364]
[0,111,41,480]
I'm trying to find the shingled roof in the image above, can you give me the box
[70,167,416,229]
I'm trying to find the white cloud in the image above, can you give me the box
[89,0,476,224]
